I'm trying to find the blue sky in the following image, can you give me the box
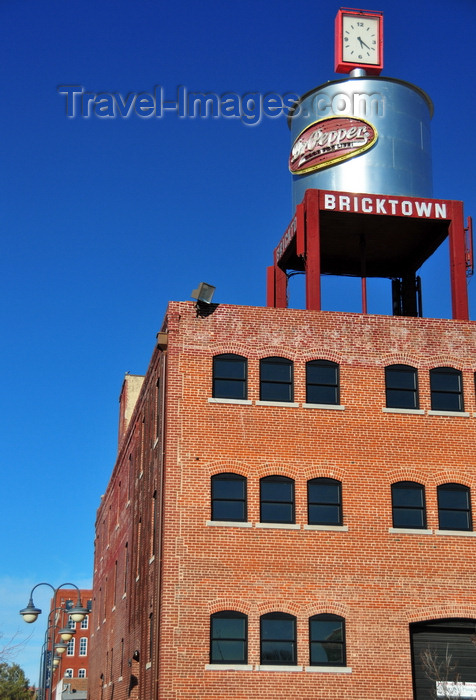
[1,0,475,685]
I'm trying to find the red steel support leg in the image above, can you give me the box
[305,190,321,311]
[448,201,469,320]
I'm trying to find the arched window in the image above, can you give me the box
[391,481,426,529]
[309,614,346,666]
[212,354,247,400]
[385,364,418,409]
[260,612,296,665]
[79,637,88,656]
[210,611,247,664]
[306,360,339,405]
[437,483,472,531]
[260,476,294,524]
[308,478,342,526]
[430,367,463,411]
[64,669,73,678]
[260,357,293,402]
[78,669,86,678]
[211,473,247,522]
[66,638,75,656]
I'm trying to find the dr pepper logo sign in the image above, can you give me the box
[289,116,377,175]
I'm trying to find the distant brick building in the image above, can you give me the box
[50,589,92,699]
[89,300,476,700]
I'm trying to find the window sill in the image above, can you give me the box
[255,523,300,529]
[303,403,345,410]
[206,520,252,528]
[435,529,476,537]
[304,524,348,532]
[256,665,303,672]
[305,666,352,673]
[427,410,469,417]
[388,527,433,534]
[205,664,253,671]
[255,401,299,407]
[382,407,424,415]
[208,398,252,405]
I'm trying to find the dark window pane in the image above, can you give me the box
[438,510,470,530]
[307,363,338,385]
[438,488,469,510]
[214,358,246,380]
[261,480,293,502]
[431,392,463,412]
[213,355,247,399]
[386,366,417,390]
[212,500,245,521]
[212,478,245,500]
[438,484,471,531]
[214,379,246,400]
[210,612,247,664]
[211,640,245,662]
[261,503,293,523]
[306,360,339,405]
[430,368,463,411]
[386,389,417,409]
[261,382,292,402]
[260,477,294,524]
[212,617,246,639]
[385,365,418,409]
[309,504,340,524]
[261,618,295,640]
[431,369,461,392]
[211,474,246,522]
[310,642,344,665]
[393,508,425,528]
[392,486,423,508]
[261,359,292,382]
[309,615,345,666]
[260,614,296,665]
[308,481,340,503]
[392,482,425,528]
[307,385,339,405]
[310,620,343,641]
[308,479,342,526]
[260,358,293,402]
[261,642,294,662]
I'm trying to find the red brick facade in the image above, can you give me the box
[89,301,476,700]
[51,589,92,695]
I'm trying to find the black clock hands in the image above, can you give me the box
[357,37,371,50]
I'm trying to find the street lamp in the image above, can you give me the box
[19,582,89,700]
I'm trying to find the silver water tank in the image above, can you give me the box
[288,76,433,209]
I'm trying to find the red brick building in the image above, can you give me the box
[89,298,476,700]
[89,21,476,697]
[50,589,92,699]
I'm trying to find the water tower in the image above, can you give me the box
[267,8,473,319]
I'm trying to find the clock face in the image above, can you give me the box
[342,14,379,66]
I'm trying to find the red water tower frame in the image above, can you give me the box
[266,188,473,320]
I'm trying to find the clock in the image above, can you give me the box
[335,8,383,75]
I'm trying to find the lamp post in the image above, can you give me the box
[20,582,89,700]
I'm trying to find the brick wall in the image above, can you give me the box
[90,301,476,700]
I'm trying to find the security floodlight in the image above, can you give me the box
[191,282,216,304]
